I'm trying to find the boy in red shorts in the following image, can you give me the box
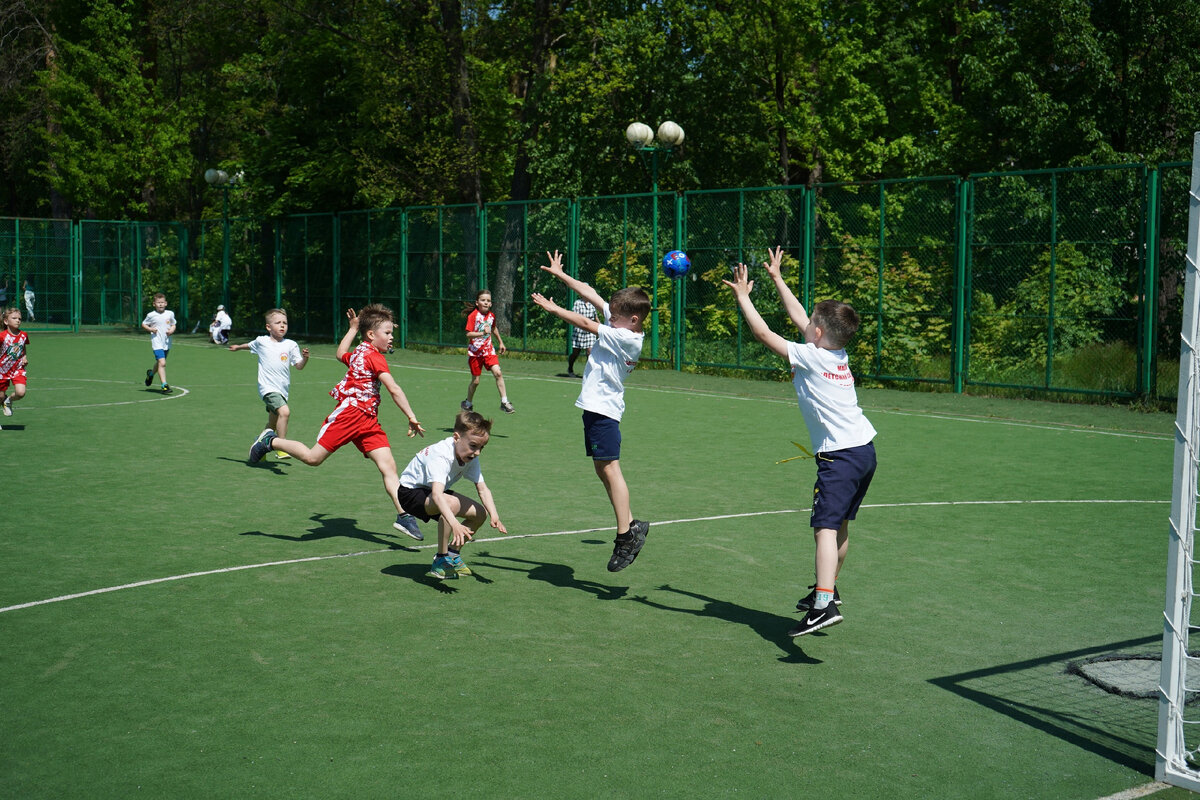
[249,305,426,530]
[0,307,29,423]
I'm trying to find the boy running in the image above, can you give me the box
[249,305,425,530]
[0,307,29,422]
[229,309,310,459]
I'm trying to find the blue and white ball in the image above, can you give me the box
[662,250,691,279]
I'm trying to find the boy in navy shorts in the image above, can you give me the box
[531,250,652,572]
[724,247,877,637]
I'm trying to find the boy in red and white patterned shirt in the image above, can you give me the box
[249,305,425,528]
[0,307,29,420]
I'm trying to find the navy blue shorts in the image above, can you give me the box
[810,442,876,529]
[582,410,621,461]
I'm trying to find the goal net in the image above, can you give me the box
[1158,131,1200,790]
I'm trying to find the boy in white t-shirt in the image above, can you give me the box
[229,309,310,459]
[724,247,877,638]
[397,410,507,579]
[141,292,177,393]
[531,249,652,573]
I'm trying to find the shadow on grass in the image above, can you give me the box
[630,584,823,665]
[239,512,419,550]
[380,563,462,594]
[218,455,286,474]
[473,551,628,601]
[929,634,1161,775]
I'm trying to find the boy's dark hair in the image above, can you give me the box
[153,292,166,301]
[454,410,493,436]
[609,286,651,322]
[264,308,287,321]
[358,303,395,334]
[811,300,860,349]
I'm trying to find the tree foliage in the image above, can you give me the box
[1,0,1199,222]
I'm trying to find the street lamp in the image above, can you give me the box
[204,168,244,312]
[624,121,685,358]
[624,121,685,193]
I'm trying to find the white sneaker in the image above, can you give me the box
[2,398,11,417]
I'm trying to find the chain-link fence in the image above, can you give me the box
[1,161,1188,402]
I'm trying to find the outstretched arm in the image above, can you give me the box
[530,292,601,335]
[379,372,425,438]
[722,263,790,358]
[538,250,607,312]
[761,246,811,331]
[475,480,507,534]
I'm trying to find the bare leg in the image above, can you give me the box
[594,459,632,533]
[491,365,507,399]
[270,437,332,467]
[366,447,403,514]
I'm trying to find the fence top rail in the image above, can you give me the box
[969,163,1146,179]
[576,190,668,202]
[813,174,960,189]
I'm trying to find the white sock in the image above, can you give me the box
[501,396,509,403]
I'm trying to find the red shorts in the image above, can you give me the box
[469,353,499,376]
[316,404,391,456]
[0,374,26,393]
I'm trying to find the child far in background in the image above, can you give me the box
[210,304,233,344]
[461,290,514,414]
[723,247,877,638]
[248,305,425,531]
[0,307,29,423]
[397,410,508,578]
[531,250,652,573]
[229,308,310,460]
[567,298,597,378]
[141,292,176,393]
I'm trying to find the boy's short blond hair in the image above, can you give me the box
[357,303,395,335]
[811,300,860,349]
[1,307,19,322]
[609,286,651,322]
[264,308,287,322]
[454,410,493,436]
[153,292,167,301]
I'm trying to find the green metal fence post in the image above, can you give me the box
[876,183,886,375]
[1046,173,1059,388]
[400,209,409,349]
[802,187,815,307]
[952,179,970,393]
[71,220,80,331]
[674,191,685,370]
[1142,166,1160,398]
[178,224,190,329]
[273,222,282,308]
[478,204,488,289]
[332,214,342,341]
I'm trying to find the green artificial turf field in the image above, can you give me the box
[0,331,1192,799]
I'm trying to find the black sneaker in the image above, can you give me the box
[161,384,172,394]
[393,513,423,541]
[788,603,844,637]
[500,401,515,414]
[796,584,841,613]
[248,428,276,463]
[607,519,649,572]
[145,369,154,387]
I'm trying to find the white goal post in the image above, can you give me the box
[1158,131,1200,790]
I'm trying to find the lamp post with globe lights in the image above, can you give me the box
[624,121,685,357]
[204,168,244,312]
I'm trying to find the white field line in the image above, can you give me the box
[0,499,1167,616]
[1094,782,1170,800]
[35,340,1175,441]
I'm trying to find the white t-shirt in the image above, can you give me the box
[215,310,232,329]
[574,302,643,422]
[143,310,176,351]
[248,335,304,398]
[787,340,877,453]
[400,435,483,490]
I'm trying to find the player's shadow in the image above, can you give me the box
[630,584,821,664]
[239,512,418,550]
[217,455,286,473]
[472,551,628,601]
[380,563,462,594]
